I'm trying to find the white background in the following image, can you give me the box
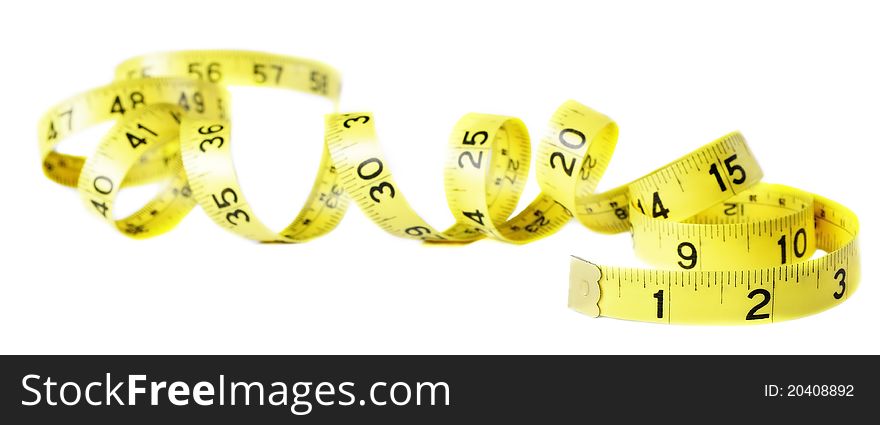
[1,0,877,354]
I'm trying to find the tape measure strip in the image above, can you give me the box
[38,50,860,324]
[570,191,860,324]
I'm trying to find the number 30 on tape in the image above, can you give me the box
[38,50,859,325]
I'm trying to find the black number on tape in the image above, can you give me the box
[558,128,586,150]
[524,211,549,233]
[405,226,431,237]
[47,109,73,140]
[549,152,575,176]
[833,268,846,299]
[369,182,396,203]
[310,70,328,94]
[343,116,370,128]
[651,192,670,219]
[357,158,383,180]
[198,124,224,135]
[709,154,747,192]
[200,136,224,152]
[110,92,145,115]
[126,123,157,149]
[677,242,697,270]
[253,63,283,84]
[211,188,249,226]
[226,209,250,226]
[578,154,598,181]
[91,176,114,217]
[91,200,109,217]
[653,289,664,319]
[778,228,807,264]
[746,289,771,321]
[458,151,483,169]
[93,176,113,195]
[179,91,205,113]
[188,62,222,82]
[462,131,488,146]
[212,188,238,209]
[462,209,485,225]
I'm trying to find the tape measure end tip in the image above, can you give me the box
[569,257,601,318]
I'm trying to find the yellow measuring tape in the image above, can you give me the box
[39,50,859,324]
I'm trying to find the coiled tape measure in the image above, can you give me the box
[39,50,860,325]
